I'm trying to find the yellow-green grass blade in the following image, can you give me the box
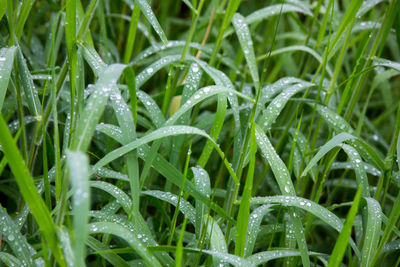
[0,115,65,266]
[328,186,362,267]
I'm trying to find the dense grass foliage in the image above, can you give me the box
[1,0,400,266]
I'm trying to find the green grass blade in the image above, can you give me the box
[254,125,310,266]
[142,190,196,224]
[90,181,132,213]
[137,90,165,127]
[192,166,211,239]
[341,144,370,197]
[0,0,6,21]
[77,41,107,74]
[0,115,65,266]
[232,13,259,84]
[67,150,90,267]
[361,197,382,267]
[204,214,229,266]
[123,3,140,64]
[167,85,252,126]
[92,125,239,184]
[134,0,168,45]
[223,3,313,38]
[71,64,125,151]
[236,122,256,257]
[255,125,296,195]
[86,236,130,267]
[16,47,43,120]
[246,250,322,266]
[0,46,16,110]
[244,205,273,257]
[197,94,227,167]
[0,204,35,266]
[14,0,35,39]
[95,126,234,223]
[250,195,361,257]
[88,222,162,266]
[301,133,357,177]
[328,186,362,267]
[0,252,22,266]
[57,227,75,267]
[259,82,313,130]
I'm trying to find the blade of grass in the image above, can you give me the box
[328,186,362,267]
[0,114,65,266]
[254,125,310,266]
[67,150,90,267]
[0,46,16,110]
[361,197,382,267]
[134,0,168,45]
[88,222,162,266]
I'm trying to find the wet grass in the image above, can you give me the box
[0,0,400,266]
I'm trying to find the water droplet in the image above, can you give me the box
[284,185,290,193]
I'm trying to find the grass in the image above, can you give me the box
[0,0,400,266]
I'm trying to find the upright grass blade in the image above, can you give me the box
[244,205,273,257]
[57,227,75,267]
[259,82,313,131]
[65,0,78,142]
[254,125,310,266]
[123,3,140,64]
[14,0,35,40]
[235,121,256,257]
[192,166,211,238]
[0,115,65,266]
[341,144,370,197]
[71,64,125,152]
[204,214,229,266]
[134,0,168,45]
[361,197,382,267]
[16,47,42,120]
[0,46,16,110]
[0,0,6,21]
[232,13,259,85]
[328,186,362,267]
[67,150,90,267]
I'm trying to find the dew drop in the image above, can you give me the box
[8,234,15,241]
[284,185,290,193]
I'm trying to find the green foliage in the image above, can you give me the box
[0,0,399,266]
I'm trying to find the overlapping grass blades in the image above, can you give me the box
[0,0,399,266]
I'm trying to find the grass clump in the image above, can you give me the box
[0,0,400,266]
